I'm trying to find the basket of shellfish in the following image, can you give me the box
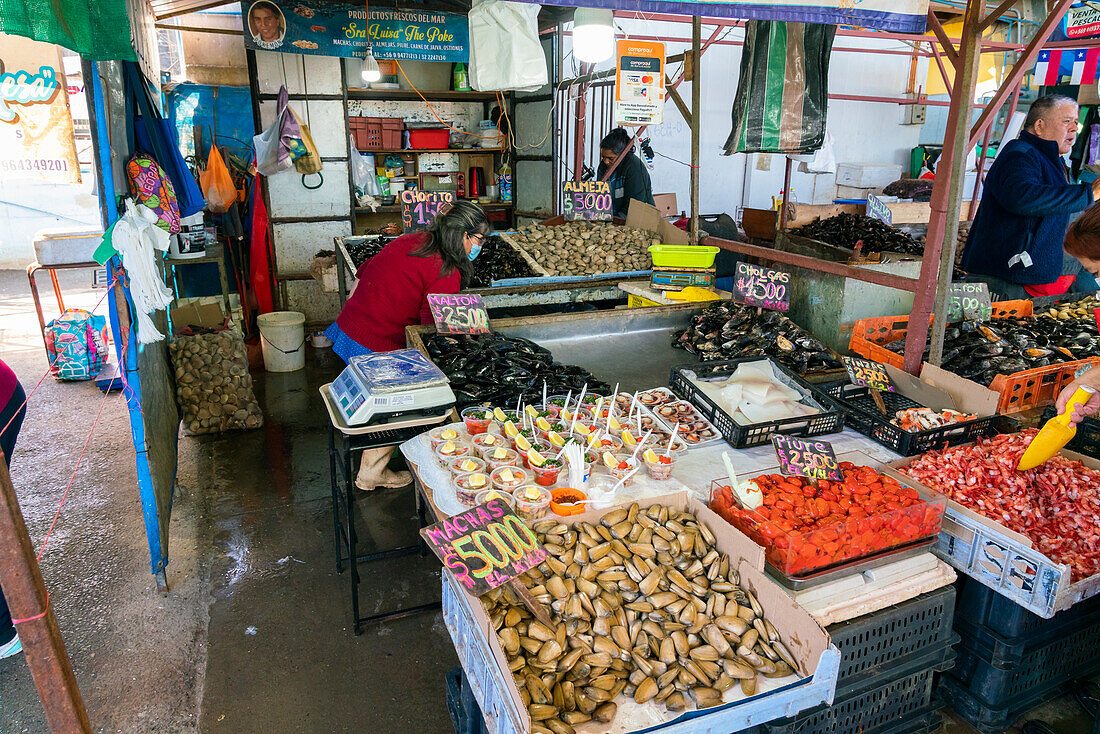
[440,493,840,734]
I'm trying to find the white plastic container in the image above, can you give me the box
[257,311,306,372]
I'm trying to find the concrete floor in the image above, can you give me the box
[0,268,1093,733]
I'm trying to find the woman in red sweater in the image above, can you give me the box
[0,358,26,659]
[324,200,488,489]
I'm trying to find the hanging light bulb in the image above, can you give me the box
[573,8,615,63]
[361,47,381,83]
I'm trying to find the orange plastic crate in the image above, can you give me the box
[844,300,1097,413]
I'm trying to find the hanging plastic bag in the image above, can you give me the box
[253,86,302,176]
[468,0,547,92]
[201,145,238,213]
[350,137,378,196]
[788,131,837,174]
[289,107,323,175]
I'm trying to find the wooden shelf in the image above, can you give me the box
[347,88,507,102]
[355,202,514,214]
[357,147,502,155]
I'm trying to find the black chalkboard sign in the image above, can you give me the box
[562,180,613,221]
[843,356,895,392]
[428,293,490,335]
[772,435,843,482]
[734,262,790,311]
[401,190,456,233]
[420,499,547,596]
[945,282,992,323]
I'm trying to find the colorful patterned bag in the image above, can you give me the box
[127,154,181,234]
[45,309,109,381]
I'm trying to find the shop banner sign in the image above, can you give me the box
[0,34,80,184]
[615,40,664,126]
[241,1,468,62]
[1052,5,1100,42]
[511,0,928,33]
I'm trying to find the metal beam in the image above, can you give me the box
[690,17,701,244]
[705,237,922,292]
[979,0,1021,33]
[931,44,954,98]
[905,0,986,373]
[968,0,1075,150]
[926,11,959,67]
[154,23,243,35]
[0,457,91,732]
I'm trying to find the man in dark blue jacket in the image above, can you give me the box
[961,95,1100,298]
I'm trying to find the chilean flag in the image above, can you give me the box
[1034,50,1064,86]
[1071,48,1100,84]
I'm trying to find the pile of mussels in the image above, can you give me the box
[791,213,924,256]
[673,302,843,375]
[884,315,1100,386]
[346,234,536,285]
[426,333,611,408]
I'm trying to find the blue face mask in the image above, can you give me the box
[467,240,483,261]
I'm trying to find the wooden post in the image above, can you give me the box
[690,17,701,244]
[0,454,91,732]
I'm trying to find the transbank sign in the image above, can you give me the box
[0,62,60,124]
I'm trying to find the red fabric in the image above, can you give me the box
[335,233,461,352]
[1024,275,1076,297]
[0,359,16,409]
[250,182,275,314]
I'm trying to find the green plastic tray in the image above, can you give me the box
[648,244,720,269]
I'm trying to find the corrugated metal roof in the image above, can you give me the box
[151,0,235,21]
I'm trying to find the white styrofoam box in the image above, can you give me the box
[835,184,878,199]
[255,51,341,96]
[272,219,351,274]
[836,163,903,189]
[285,279,341,324]
[417,152,461,173]
[266,162,351,219]
[33,227,103,265]
[259,98,348,159]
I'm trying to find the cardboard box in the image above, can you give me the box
[169,296,237,332]
[883,362,1001,417]
[653,192,678,218]
[454,491,834,732]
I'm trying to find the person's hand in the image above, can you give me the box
[1056,371,1100,424]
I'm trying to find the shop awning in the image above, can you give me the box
[150,0,236,21]
[536,0,929,33]
[0,0,137,60]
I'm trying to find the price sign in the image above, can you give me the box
[772,435,843,482]
[427,293,490,335]
[734,262,791,311]
[401,190,456,233]
[944,282,992,323]
[420,499,547,596]
[562,180,613,221]
[866,193,892,226]
[843,356,895,392]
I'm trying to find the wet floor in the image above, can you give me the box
[0,267,1095,733]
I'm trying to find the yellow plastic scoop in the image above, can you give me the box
[1017,386,1097,471]
[664,286,721,303]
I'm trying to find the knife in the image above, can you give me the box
[1016,386,1097,471]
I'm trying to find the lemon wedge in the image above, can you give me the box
[524,405,538,417]
[481,434,497,445]
[608,415,621,432]
[574,423,592,436]
[643,449,659,464]
[561,407,574,421]
[469,473,488,488]
[535,416,551,431]
[441,440,457,454]
[547,431,566,447]
[621,429,637,446]
[493,407,508,422]
[602,451,619,469]
[527,448,546,467]
[441,429,458,440]
[460,459,479,472]
[504,420,519,438]
[515,434,532,452]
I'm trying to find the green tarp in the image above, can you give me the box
[0,0,136,60]
[723,20,835,155]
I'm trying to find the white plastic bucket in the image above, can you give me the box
[257,311,306,372]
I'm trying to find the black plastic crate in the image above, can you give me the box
[669,359,843,448]
[821,381,998,456]
[954,575,1100,641]
[955,595,1100,668]
[829,586,957,693]
[944,616,1100,722]
[1041,405,1100,459]
[938,674,1067,734]
[753,645,955,734]
[446,668,487,734]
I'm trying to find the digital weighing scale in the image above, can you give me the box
[327,349,455,426]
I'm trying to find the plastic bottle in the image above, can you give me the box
[453,63,470,92]
[498,162,513,203]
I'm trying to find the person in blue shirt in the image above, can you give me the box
[960,95,1100,298]
[596,128,654,218]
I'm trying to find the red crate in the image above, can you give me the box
[356,116,403,150]
[408,128,450,149]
